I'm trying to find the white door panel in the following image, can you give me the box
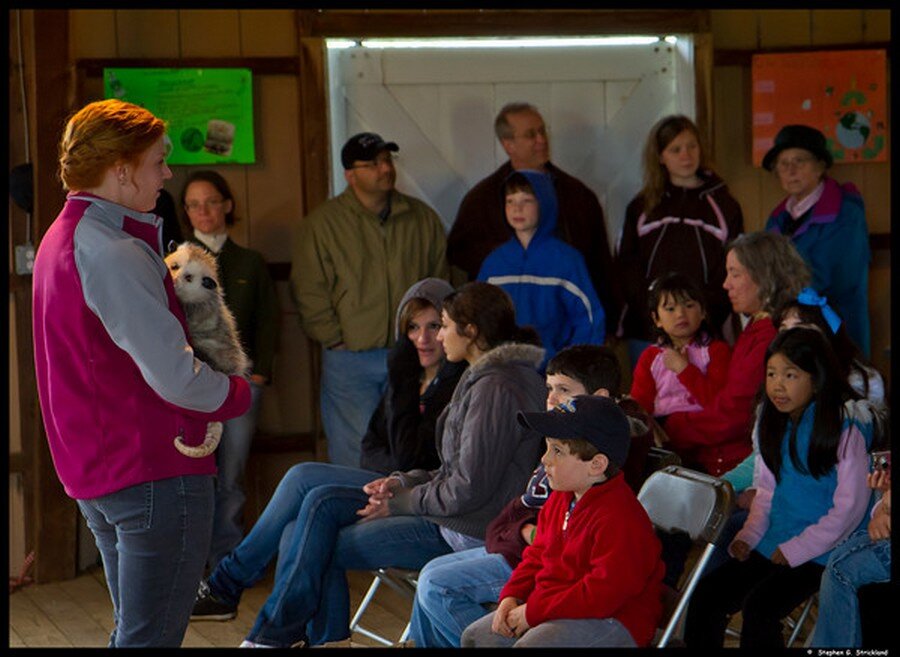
[328,40,694,246]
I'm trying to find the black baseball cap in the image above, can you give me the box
[341,132,399,170]
[517,395,630,468]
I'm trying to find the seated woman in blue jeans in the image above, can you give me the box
[191,281,548,648]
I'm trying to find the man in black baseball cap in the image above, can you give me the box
[291,129,448,469]
[340,132,399,170]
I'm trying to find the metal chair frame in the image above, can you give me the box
[348,567,418,646]
[637,465,734,648]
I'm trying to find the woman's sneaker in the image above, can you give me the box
[191,580,237,621]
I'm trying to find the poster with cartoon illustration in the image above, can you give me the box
[751,49,887,166]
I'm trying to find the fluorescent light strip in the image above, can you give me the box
[328,40,357,49]
[327,36,665,50]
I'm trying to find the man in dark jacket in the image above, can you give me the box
[446,102,617,333]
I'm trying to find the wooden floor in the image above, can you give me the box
[8,566,411,648]
[8,561,813,648]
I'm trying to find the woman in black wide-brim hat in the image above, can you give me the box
[762,124,872,356]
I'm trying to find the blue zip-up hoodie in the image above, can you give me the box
[477,170,605,365]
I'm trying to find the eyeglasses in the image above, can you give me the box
[775,155,816,172]
[349,153,396,169]
[512,126,548,141]
[184,198,225,211]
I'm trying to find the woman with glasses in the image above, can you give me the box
[179,170,280,574]
[762,124,872,356]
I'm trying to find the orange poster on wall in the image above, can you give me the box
[751,49,887,166]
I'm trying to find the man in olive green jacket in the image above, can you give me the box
[291,132,449,468]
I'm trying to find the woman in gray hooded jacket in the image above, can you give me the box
[191,282,547,648]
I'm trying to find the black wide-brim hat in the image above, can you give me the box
[762,124,833,171]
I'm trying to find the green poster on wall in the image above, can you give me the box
[104,68,255,165]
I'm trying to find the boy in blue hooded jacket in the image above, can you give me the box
[478,170,605,365]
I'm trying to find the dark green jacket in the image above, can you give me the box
[189,236,280,381]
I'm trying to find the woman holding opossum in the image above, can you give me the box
[31,99,251,647]
[178,170,280,574]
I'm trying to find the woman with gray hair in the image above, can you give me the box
[659,231,810,476]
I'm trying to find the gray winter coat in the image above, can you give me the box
[388,342,547,539]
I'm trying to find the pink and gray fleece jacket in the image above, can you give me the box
[32,193,250,500]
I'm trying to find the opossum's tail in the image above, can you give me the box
[174,422,223,458]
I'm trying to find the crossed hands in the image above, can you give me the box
[356,476,401,522]
[491,597,530,639]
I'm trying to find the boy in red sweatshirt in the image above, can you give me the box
[461,395,665,648]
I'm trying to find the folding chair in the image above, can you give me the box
[637,465,734,647]
[348,568,418,646]
[642,446,682,482]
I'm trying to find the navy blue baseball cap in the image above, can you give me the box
[517,395,630,468]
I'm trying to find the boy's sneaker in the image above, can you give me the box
[191,580,237,621]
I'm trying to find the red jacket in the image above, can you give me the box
[630,338,732,417]
[484,398,653,570]
[662,316,776,476]
[500,474,665,647]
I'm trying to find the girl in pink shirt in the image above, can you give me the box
[629,271,731,433]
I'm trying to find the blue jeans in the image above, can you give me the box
[301,514,455,646]
[462,613,636,648]
[409,547,511,648]
[207,462,455,647]
[320,347,388,468]
[208,380,263,571]
[208,463,378,643]
[810,529,891,648]
[77,475,215,647]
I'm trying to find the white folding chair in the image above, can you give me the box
[348,568,418,646]
[637,465,734,648]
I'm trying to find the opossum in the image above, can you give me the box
[165,242,250,458]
